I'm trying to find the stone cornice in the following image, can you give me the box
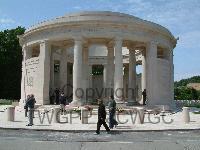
[21,11,176,45]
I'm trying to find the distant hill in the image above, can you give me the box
[187,83,200,91]
[174,76,200,100]
[174,76,200,87]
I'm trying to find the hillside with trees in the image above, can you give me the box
[174,76,200,100]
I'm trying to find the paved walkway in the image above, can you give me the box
[0,105,200,131]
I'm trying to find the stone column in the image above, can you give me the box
[87,64,93,102]
[114,38,123,102]
[103,65,107,88]
[88,65,93,89]
[146,41,157,106]
[50,49,54,90]
[38,40,51,105]
[82,45,89,104]
[169,49,175,108]
[20,45,27,104]
[72,38,83,105]
[103,64,109,97]
[107,45,114,97]
[59,47,68,94]
[141,49,146,103]
[127,48,137,105]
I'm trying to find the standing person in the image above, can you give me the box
[55,88,60,105]
[59,92,66,115]
[108,95,118,129]
[31,94,36,118]
[142,89,147,105]
[24,94,35,126]
[95,99,110,135]
[49,88,55,104]
[24,95,30,117]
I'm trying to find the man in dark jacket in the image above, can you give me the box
[95,99,110,134]
[108,95,118,129]
[25,94,36,126]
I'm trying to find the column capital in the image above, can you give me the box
[146,40,158,46]
[40,40,50,45]
[115,36,123,42]
[83,43,89,49]
[142,49,146,56]
[106,40,114,48]
[73,36,83,42]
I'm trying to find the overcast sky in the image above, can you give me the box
[0,0,200,81]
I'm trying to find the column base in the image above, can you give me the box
[126,100,140,106]
[70,100,82,106]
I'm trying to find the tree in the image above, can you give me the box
[0,26,25,99]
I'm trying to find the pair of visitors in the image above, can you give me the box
[59,92,67,115]
[24,94,36,126]
[95,96,118,134]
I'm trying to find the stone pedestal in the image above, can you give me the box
[81,108,88,124]
[182,107,190,123]
[6,106,15,121]
[52,107,60,123]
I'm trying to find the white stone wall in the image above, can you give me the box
[153,58,173,107]
[22,57,40,103]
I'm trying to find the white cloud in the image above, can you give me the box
[175,72,200,81]
[178,31,200,49]
[0,18,15,24]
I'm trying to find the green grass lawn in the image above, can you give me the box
[184,104,200,108]
[0,99,12,105]
[193,111,200,114]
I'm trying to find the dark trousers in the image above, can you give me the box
[96,118,110,134]
[50,96,55,104]
[143,96,146,105]
[109,111,118,128]
[25,108,28,117]
[56,96,59,105]
[28,108,34,125]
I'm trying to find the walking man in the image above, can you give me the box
[108,95,118,129]
[95,99,110,135]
